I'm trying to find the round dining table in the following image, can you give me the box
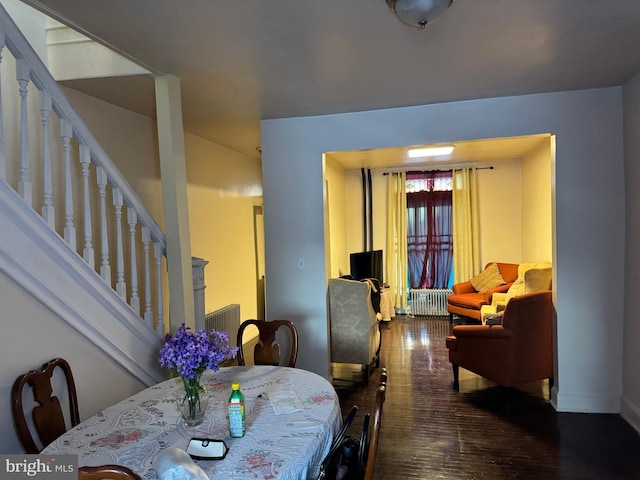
[43,365,342,480]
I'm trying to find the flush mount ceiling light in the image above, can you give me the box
[408,145,455,158]
[386,0,455,29]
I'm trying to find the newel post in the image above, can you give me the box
[192,257,209,331]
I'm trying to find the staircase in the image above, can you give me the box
[0,3,166,386]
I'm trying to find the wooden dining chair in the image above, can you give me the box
[380,367,388,387]
[363,384,387,480]
[78,464,142,480]
[11,358,80,453]
[356,412,371,480]
[318,405,359,479]
[236,319,299,367]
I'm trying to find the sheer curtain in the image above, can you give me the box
[406,171,452,289]
[452,167,480,283]
[386,172,408,308]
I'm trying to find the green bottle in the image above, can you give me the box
[228,382,245,437]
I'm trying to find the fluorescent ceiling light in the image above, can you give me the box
[407,146,455,158]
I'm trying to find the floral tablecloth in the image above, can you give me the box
[43,365,342,480]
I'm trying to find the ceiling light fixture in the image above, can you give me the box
[408,145,455,158]
[386,0,455,30]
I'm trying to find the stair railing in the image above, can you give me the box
[0,4,166,336]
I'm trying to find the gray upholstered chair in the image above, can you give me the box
[328,278,381,384]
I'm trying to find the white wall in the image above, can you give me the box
[261,88,626,414]
[1,0,48,63]
[0,271,147,454]
[622,74,640,432]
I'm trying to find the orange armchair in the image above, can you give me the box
[445,290,553,388]
[447,262,519,321]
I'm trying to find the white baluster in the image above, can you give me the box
[61,119,75,250]
[0,32,6,182]
[155,242,164,336]
[16,59,31,207]
[96,166,111,285]
[40,91,54,228]
[127,207,140,315]
[113,188,126,300]
[79,145,94,268]
[142,226,153,327]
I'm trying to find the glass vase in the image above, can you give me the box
[177,374,208,427]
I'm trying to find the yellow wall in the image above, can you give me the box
[522,141,553,262]
[330,144,553,282]
[325,157,348,278]
[185,134,263,319]
[477,159,523,265]
[344,169,388,263]
[64,88,264,322]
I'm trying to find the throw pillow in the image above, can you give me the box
[506,261,552,301]
[470,263,506,293]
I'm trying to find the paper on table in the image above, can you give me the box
[268,390,305,415]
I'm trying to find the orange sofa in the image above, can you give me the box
[447,262,519,321]
[445,290,553,388]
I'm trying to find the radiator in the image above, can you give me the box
[205,304,241,347]
[409,289,452,317]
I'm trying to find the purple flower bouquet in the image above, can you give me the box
[159,323,238,425]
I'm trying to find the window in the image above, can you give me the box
[406,171,453,289]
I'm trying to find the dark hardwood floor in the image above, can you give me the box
[332,315,640,480]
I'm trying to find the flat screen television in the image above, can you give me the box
[350,250,383,283]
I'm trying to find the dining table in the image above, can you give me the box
[42,365,342,480]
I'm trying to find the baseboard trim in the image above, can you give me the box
[621,395,640,434]
[554,390,621,414]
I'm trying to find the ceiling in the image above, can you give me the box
[20,0,640,167]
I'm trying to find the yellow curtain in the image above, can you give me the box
[386,172,408,308]
[452,167,480,283]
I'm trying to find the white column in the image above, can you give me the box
[154,75,194,330]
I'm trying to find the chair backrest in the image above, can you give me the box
[78,465,142,480]
[379,367,388,386]
[11,358,80,453]
[317,405,359,479]
[363,384,387,480]
[236,319,299,367]
[327,278,379,366]
[357,412,371,479]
